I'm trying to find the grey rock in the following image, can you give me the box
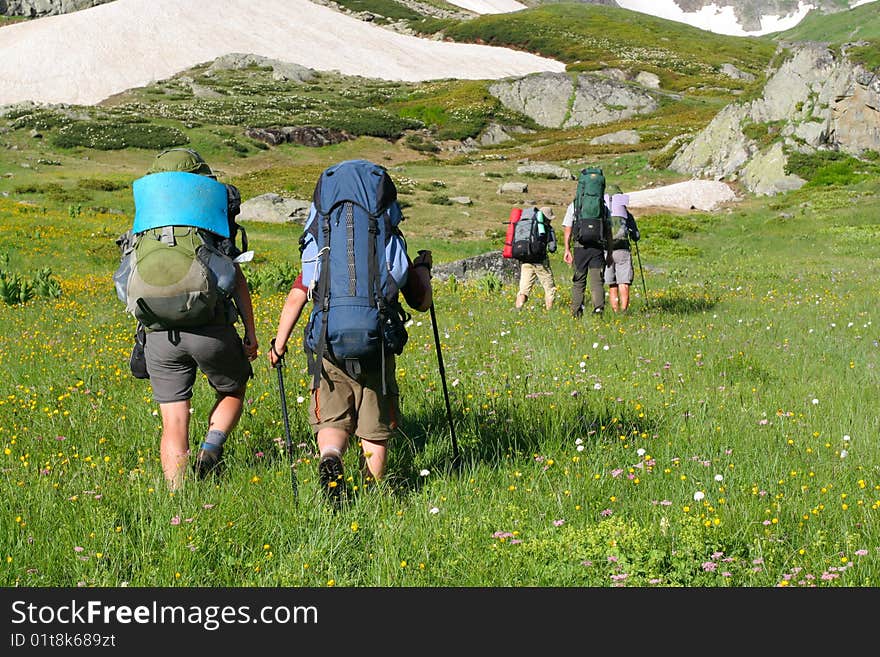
[566,74,658,128]
[516,163,574,179]
[498,182,528,194]
[0,0,112,17]
[634,71,660,89]
[590,129,640,145]
[720,63,756,82]
[238,193,310,224]
[432,251,520,284]
[206,53,314,83]
[490,71,658,129]
[479,123,512,146]
[489,72,572,129]
[670,42,880,195]
[244,126,351,147]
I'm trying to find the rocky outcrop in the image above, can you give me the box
[0,0,111,16]
[590,129,640,146]
[238,193,310,224]
[244,126,351,148]
[489,72,658,129]
[432,251,519,284]
[206,53,315,83]
[669,42,880,195]
[515,162,574,179]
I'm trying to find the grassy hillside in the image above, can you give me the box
[774,2,880,42]
[773,2,880,68]
[0,3,781,235]
[438,4,776,92]
[1,147,879,589]
[2,2,880,593]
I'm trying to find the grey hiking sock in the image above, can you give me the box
[201,429,227,452]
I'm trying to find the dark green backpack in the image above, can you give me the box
[572,167,607,247]
[118,226,238,331]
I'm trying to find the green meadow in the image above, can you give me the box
[1,3,879,588]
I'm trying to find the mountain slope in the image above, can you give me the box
[0,0,564,106]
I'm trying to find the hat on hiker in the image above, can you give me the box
[607,184,622,195]
[539,206,555,220]
[148,148,215,178]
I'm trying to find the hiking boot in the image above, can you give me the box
[194,444,223,479]
[319,454,346,507]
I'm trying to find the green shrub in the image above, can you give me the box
[246,261,299,294]
[324,109,421,140]
[331,0,423,23]
[786,150,880,185]
[427,193,452,205]
[404,134,440,153]
[77,178,129,192]
[0,265,61,305]
[52,122,188,150]
[7,108,72,131]
[648,147,678,170]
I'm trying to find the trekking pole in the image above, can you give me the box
[634,240,648,307]
[428,301,460,465]
[271,339,298,502]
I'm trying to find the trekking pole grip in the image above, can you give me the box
[270,338,285,368]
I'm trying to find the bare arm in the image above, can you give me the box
[233,264,258,361]
[269,284,308,368]
[563,225,573,264]
[403,250,433,312]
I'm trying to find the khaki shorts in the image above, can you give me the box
[517,260,557,302]
[309,356,399,442]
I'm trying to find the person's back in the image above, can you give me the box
[603,183,640,313]
[296,159,432,505]
[115,148,258,490]
[514,206,558,310]
[562,186,611,317]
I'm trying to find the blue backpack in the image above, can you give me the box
[300,160,410,389]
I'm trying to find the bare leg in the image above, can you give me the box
[359,437,388,482]
[317,427,349,500]
[159,400,191,490]
[317,427,349,459]
[608,284,620,312]
[619,283,631,311]
[515,293,527,309]
[207,388,245,434]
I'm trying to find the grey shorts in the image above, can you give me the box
[604,249,634,285]
[144,325,252,403]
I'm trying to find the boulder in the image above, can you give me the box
[238,193,310,224]
[497,182,528,194]
[589,129,640,146]
[515,163,574,179]
[432,251,519,284]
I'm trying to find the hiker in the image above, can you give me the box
[117,148,258,491]
[562,199,612,317]
[514,206,558,310]
[271,159,433,505]
[604,184,641,313]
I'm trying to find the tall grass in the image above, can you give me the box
[1,173,878,587]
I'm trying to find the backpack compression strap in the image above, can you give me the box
[308,210,333,391]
